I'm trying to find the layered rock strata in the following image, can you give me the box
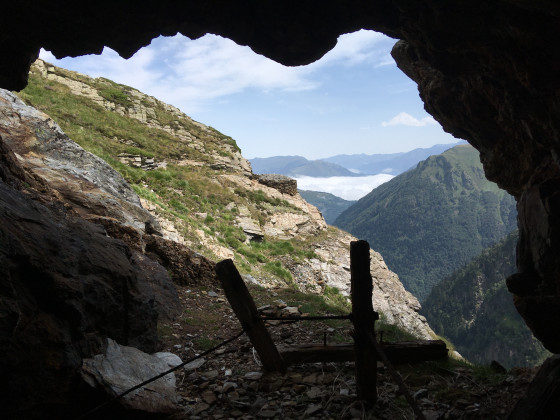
[256,174,298,196]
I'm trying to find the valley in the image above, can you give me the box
[334,145,517,302]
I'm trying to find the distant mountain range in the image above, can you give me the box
[325,141,466,175]
[250,141,464,178]
[422,231,550,368]
[250,155,358,177]
[334,144,517,301]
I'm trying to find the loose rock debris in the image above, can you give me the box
[158,285,537,419]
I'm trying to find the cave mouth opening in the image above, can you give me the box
[4,2,560,415]
[27,30,537,370]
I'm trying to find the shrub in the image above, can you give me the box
[264,261,293,282]
[98,87,132,107]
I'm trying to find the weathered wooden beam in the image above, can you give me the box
[279,343,355,365]
[278,340,448,366]
[380,340,448,364]
[216,259,286,373]
[350,240,379,403]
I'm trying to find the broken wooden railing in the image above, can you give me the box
[216,239,447,406]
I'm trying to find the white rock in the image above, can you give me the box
[81,339,181,413]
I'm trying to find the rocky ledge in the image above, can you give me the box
[256,174,298,196]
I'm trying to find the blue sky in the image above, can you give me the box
[40,30,459,160]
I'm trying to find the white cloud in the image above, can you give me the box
[313,30,395,68]
[295,174,394,200]
[381,112,437,127]
[39,30,395,114]
[40,34,319,113]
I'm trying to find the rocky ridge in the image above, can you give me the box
[33,59,252,175]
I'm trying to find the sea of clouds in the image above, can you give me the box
[294,174,394,201]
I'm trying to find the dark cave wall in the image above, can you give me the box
[2,0,560,352]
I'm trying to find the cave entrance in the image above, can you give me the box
[29,30,533,370]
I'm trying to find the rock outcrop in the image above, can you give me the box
[256,174,298,196]
[282,229,436,340]
[0,173,179,417]
[0,88,158,232]
[82,339,183,415]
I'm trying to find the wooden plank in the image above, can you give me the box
[350,240,379,403]
[278,340,448,366]
[279,343,355,365]
[216,259,286,373]
[380,340,449,364]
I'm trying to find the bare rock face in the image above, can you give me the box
[0,88,158,232]
[221,174,327,240]
[256,174,298,196]
[283,230,437,341]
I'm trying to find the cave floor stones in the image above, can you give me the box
[157,285,538,419]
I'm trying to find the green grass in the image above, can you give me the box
[17,62,349,293]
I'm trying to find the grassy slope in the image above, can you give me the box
[17,62,424,345]
[17,65,313,283]
[334,145,517,301]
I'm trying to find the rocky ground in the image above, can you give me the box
[155,284,537,420]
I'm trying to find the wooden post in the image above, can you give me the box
[350,240,379,403]
[216,259,286,373]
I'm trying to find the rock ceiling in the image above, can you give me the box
[2,1,560,351]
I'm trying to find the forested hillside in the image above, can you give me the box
[299,190,355,224]
[422,232,550,367]
[334,145,517,301]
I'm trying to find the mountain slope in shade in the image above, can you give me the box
[299,190,356,225]
[334,144,517,301]
[325,141,465,175]
[422,232,551,368]
[250,155,357,177]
